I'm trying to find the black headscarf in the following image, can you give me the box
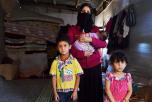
[77,12,94,33]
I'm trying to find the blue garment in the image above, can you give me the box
[58,91,76,102]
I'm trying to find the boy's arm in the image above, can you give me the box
[71,75,80,101]
[105,79,116,102]
[123,81,132,102]
[74,75,80,92]
[52,76,57,95]
[52,76,59,101]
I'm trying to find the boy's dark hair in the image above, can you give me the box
[56,34,71,46]
[56,25,71,45]
[110,50,128,64]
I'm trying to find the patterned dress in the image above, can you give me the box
[104,72,132,102]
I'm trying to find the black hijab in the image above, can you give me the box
[77,12,94,33]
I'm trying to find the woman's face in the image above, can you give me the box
[81,6,91,14]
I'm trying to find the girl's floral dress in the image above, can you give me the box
[104,72,132,102]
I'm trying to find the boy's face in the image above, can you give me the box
[57,41,71,55]
[112,61,127,72]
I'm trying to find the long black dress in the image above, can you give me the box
[78,64,103,102]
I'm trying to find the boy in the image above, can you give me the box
[50,35,83,102]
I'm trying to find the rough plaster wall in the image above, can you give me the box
[23,5,77,25]
[130,0,152,46]
[20,53,47,71]
[44,12,77,25]
[127,0,152,84]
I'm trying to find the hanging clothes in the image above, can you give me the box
[106,9,130,54]
[106,15,118,54]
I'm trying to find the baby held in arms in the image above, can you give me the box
[74,32,102,56]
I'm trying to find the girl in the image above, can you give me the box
[104,50,132,102]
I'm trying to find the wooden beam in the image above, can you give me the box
[21,1,77,11]
[92,0,97,4]
[52,0,56,5]
[75,0,79,8]
[0,4,7,62]
[95,0,112,15]
[34,0,38,3]
[95,1,104,15]
[0,0,17,17]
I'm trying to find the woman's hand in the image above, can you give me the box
[84,51,93,57]
[71,91,78,101]
[79,36,92,43]
[54,92,60,102]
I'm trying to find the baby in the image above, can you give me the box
[74,32,99,53]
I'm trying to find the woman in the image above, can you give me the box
[68,2,107,102]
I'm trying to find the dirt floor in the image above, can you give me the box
[130,83,152,102]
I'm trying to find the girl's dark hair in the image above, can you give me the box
[110,50,128,64]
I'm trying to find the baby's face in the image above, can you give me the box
[78,34,86,42]
[80,34,86,37]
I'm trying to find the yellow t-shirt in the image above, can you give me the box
[49,55,83,92]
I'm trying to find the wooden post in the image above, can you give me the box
[0,3,6,63]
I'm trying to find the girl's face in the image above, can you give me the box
[112,61,127,72]
[81,6,91,14]
[57,41,71,55]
